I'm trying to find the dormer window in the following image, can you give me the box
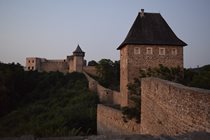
[146,47,153,55]
[134,47,140,54]
[159,48,165,55]
[172,48,177,55]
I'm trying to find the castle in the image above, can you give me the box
[95,10,209,136]
[25,45,86,73]
[118,9,187,106]
[24,9,210,137]
[26,9,187,107]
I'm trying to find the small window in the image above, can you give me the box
[146,47,153,55]
[159,48,165,55]
[28,67,30,70]
[134,47,140,54]
[28,60,30,63]
[31,66,34,70]
[172,48,177,55]
[32,60,34,63]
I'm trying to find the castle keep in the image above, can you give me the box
[26,45,85,73]
[118,9,187,106]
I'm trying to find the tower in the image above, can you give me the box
[117,9,187,106]
[25,57,41,71]
[71,45,85,72]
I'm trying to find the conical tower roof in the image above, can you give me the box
[73,44,85,57]
[73,44,84,53]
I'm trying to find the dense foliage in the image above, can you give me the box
[95,59,120,91]
[0,63,98,137]
[87,60,98,66]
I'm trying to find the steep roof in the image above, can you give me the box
[117,11,187,50]
[73,45,84,53]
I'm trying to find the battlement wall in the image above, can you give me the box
[141,77,210,136]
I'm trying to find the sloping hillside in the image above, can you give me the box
[0,63,98,137]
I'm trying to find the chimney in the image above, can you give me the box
[140,9,144,17]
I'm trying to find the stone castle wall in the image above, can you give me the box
[120,47,129,106]
[83,66,98,76]
[83,72,122,106]
[95,77,210,136]
[40,60,68,73]
[97,104,141,135]
[141,77,210,136]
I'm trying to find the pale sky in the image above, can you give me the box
[0,0,210,68]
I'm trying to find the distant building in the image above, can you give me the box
[25,45,86,73]
[117,9,187,106]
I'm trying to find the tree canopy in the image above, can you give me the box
[0,62,98,137]
[95,59,120,90]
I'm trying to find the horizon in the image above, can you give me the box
[0,0,210,68]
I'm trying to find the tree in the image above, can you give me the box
[88,60,98,66]
[95,59,120,90]
[96,59,114,87]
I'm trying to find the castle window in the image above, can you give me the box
[134,47,140,54]
[146,47,153,55]
[159,48,165,55]
[28,60,30,63]
[31,66,34,70]
[32,60,34,63]
[172,48,177,55]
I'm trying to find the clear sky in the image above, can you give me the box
[0,0,210,68]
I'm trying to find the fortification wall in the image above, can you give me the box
[96,84,113,104]
[120,46,129,106]
[83,72,122,105]
[83,66,98,76]
[97,104,141,135]
[113,91,122,105]
[40,60,68,73]
[141,77,210,136]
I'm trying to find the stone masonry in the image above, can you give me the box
[25,45,85,73]
[120,45,183,106]
[141,77,210,136]
[118,10,187,106]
